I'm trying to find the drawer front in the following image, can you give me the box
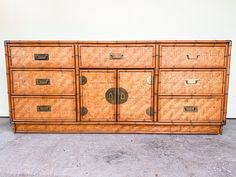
[10,46,74,68]
[79,45,155,68]
[12,70,75,95]
[160,46,226,68]
[158,97,223,122]
[118,70,154,122]
[13,97,76,121]
[159,70,224,95]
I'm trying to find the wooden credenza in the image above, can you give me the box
[5,40,232,134]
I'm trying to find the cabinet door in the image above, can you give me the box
[118,70,154,121]
[79,70,116,121]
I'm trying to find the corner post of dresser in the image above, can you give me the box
[223,40,232,124]
[4,40,10,46]
[4,40,14,125]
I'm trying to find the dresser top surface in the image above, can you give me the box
[4,40,232,45]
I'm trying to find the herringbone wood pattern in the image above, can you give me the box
[80,70,116,121]
[160,46,226,68]
[12,70,75,95]
[118,70,153,121]
[13,97,76,121]
[158,97,222,122]
[159,70,224,95]
[80,46,154,68]
[10,46,74,68]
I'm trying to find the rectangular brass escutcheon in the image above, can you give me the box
[184,106,198,112]
[34,54,49,60]
[109,53,124,60]
[37,105,51,112]
[186,55,200,60]
[185,79,199,85]
[36,79,50,85]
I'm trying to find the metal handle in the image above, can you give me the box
[109,53,124,60]
[105,88,116,104]
[80,107,88,116]
[37,105,51,112]
[146,76,154,85]
[146,107,154,116]
[34,54,49,60]
[185,79,199,85]
[184,106,198,112]
[117,87,128,104]
[80,76,87,85]
[186,55,200,60]
[105,88,128,104]
[36,79,50,85]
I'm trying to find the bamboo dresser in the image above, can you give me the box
[5,40,232,134]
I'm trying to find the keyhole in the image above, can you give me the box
[109,92,113,100]
[120,92,125,100]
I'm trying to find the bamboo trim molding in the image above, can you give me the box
[4,40,232,45]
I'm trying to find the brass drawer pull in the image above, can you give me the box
[109,53,124,60]
[185,79,199,85]
[186,55,200,60]
[37,105,51,112]
[184,106,198,112]
[34,54,49,60]
[36,79,50,85]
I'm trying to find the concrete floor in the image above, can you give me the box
[0,119,236,177]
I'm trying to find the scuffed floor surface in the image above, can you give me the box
[0,119,236,177]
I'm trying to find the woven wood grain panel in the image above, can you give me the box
[10,46,74,68]
[158,97,222,122]
[14,124,221,134]
[79,46,155,68]
[80,70,116,121]
[13,97,76,121]
[159,70,224,95]
[118,70,153,121]
[12,70,75,95]
[160,46,226,68]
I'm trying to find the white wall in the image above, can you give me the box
[0,0,235,117]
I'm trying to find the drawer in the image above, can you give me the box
[158,97,223,122]
[160,46,226,68]
[159,70,224,95]
[12,70,75,95]
[79,45,155,68]
[10,46,74,68]
[12,97,76,121]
